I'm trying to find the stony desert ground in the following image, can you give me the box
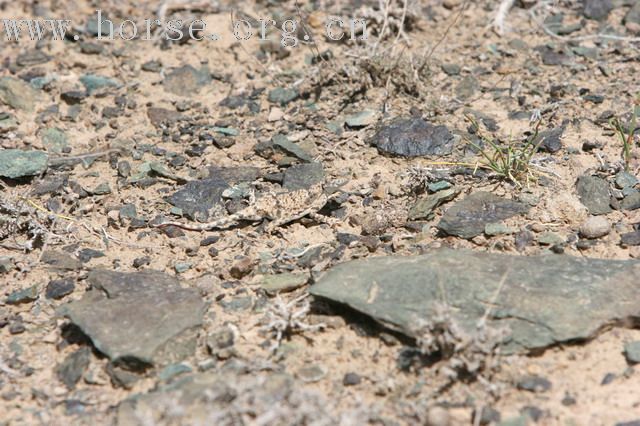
[1,0,640,424]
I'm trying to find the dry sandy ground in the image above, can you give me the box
[1,0,640,425]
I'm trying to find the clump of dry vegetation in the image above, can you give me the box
[0,193,52,252]
[260,293,325,354]
[411,302,509,398]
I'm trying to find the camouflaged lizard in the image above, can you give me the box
[152,183,334,232]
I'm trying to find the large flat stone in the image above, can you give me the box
[310,249,640,354]
[0,149,48,178]
[58,270,206,367]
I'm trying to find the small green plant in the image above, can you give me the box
[610,102,639,172]
[464,115,543,188]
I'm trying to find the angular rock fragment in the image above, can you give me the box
[310,249,640,354]
[370,117,455,157]
[576,175,612,215]
[437,192,529,239]
[408,187,459,221]
[0,149,48,179]
[58,270,206,367]
[534,125,565,153]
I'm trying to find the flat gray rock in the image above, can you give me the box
[576,175,612,215]
[437,192,529,239]
[0,149,48,178]
[370,117,455,157]
[58,270,206,367]
[283,162,325,190]
[310,249,640,354]
[408,187,460,221]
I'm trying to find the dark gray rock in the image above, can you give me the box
[517,375,552,392]
[576,175,612,215]
[0,113,17,133]
[534,125,565,153]
[57,347,91,389]
[85,14,112,36]
[78,248,105,263]
[267,87,298,105]
[46,278,75,299]
[61,91,87,105]
[437,192,529,239]
[254,134,313,162]
[476,407,501,425]
[141,60,162,73]
[441,63,461,76]
[615,171,638,189]
[0,149,48,178]
[621,231,640,246]
[283,162,324,190]
[343,372,361,386]
[16,49,50,67]
[623,341,640,364]
[41,250,82,270]
[6,285,38,305]
[370,117,455,157]
[80,42,103,55]
[79,74,121,94]
[107,363,141,389]
[408,187,460,221]
[163,65,211,96]
[621,191,640,211]
[58,270,206,367]
[615,421,640,426]
[310,249,640,354]
[583,0,614,20]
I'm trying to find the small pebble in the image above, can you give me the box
[601,372,616,385]
[579,216,611,239]
[516,375,552,392]
[229,256,254,278]
[623,341,640,364]
[200,235,220,246]
[343,372,361,386]
[426,406,450,426]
